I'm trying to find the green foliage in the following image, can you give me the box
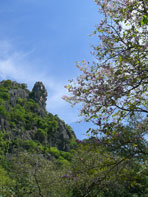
[0,166,10,185]
[25,111,36,129]
[0,166,15,196]
[21,83,27,89]
[7,142,148,197]
[10,121,16,128]
[22,140,38,151]
[0,79,74,154]
[0,131,9,156]
[47,119,58,133]
[10,104,26,123]
[68,136,77,148]
[62,1,148,195]
[25,99,39,113]
[1,80,12,89]
[49,147,61,158]
[0,80,79,195]
[0,0,148,195]
[141,14,148,25]
[57,156,70,166]
[0,98,5,105]
[0,106,9,118]
[0,92,9,101]
[17,97,24,105]
[60,151,72,161]
[35,128,47,143]
[35,117,49,129]
[0,86,9,101]
[9,152,70,197]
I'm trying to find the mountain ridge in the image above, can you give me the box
[0,80,76,155]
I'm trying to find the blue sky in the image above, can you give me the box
[0,0,99,139]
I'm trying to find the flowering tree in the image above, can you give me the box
[63,0,148,136]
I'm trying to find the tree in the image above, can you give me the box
[63,0,148,137]
[10,152,71,197]
[61,142,148,197]
[0,166,15,196]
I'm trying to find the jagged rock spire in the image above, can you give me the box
[31,82,47,110]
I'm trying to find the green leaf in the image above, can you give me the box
[119,56,122,62]
[141,15,148,25]
[97,28,103,33]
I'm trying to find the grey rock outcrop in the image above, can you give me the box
[31,82,47,110]
[31,82,47,116]
[9,88,29,107]
[48,119,75,151]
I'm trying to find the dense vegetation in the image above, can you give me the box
[0,80,78,196]
[1,0,148,196]
[0,80,147,196]
[0,80,75,154]
[63,0,148,196]
[0,134,148,196]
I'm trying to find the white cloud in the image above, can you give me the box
[0,41,79,123]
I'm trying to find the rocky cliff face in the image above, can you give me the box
[31,82,47,110]
[9,87,29,107]
[0,80,76,152]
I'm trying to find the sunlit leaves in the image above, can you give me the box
[141,15,148,25]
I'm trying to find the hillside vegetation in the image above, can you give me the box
[0,80,147,196]
[0,80,76,154]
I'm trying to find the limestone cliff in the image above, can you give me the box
[0,80,76,152]
[31,82,47,116]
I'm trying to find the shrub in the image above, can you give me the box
[35,128,47,143]
[10,122,16,128]
[0,87,10,100]
[10,105,25,123]
[17,97,24,105]
[0,98,5,105]
[61,151,72,161]
[57,156,70,166]
[0,105,9,118]
[21,83,27,89]
[2,80,12,89]
[0,165,15,196]
[49,147,60,158]
[22,140,38,151]
[25,99,39,113]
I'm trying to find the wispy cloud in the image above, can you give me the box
[0,41,79,123]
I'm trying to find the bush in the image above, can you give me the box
[17,97,24,105]
[10,122,16,128]
[57,156,70,166]
[21,83,27,89]
[2,80,12,89]
[0,131,9,156]
[0,105,9,118]
[0,87,10,100]
[25,99,39,113]
[0,165,15,196]
[61,151,72,161]
[10,104,25,123]
[49,147,60,158]
[47,120,58,133]
[35,128,47,143]
[0,98,5,105]
[22,140,38,151]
